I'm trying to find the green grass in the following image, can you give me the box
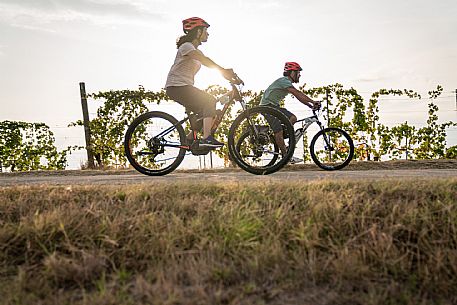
[1,179,457,304]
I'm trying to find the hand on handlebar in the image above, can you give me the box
[222,68,244,85]
[311,100,321,111]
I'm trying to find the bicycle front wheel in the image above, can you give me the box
[124,111,186,176]
[310,127,354,170]
[228,106,295,175]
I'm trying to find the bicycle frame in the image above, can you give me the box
[295,110,336,151]
[152,81,248,151]
[210,83,243,134]
[296,110,325,132]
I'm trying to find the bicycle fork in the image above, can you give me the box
[315,121,335,161]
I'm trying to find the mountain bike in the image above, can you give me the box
[291,110,354,170]
[230,107,354,172]
[124,76,295,176]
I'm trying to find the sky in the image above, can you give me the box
[0,0,456,168]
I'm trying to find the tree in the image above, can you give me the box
[366,89,421,160]
[414,86,457,159]
[70,86,166,168]
[386,122,418,159]
[0,121,73,172]
[69,84,456,169]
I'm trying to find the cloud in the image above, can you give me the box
[1,0,153,16]
[236,0,286,10]
[354,72,389,83]
[7,22,58,33]
[0,0,166,29]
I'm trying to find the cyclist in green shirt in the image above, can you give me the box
[260,62,320,163]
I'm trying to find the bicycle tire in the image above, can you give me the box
[310,127,354,170]
[228,106,295,175]
[124,111,186,176]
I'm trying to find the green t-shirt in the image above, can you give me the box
[260,76,293,107]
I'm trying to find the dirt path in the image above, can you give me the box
[1,168,456,186]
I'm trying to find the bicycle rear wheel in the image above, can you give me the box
[228,106,295,175]
[310,127,354,170]
[124,111,186,176]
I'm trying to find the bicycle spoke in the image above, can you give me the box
[125,111,186,176]
[310,127,354,170]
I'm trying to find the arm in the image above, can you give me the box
[287,86,321,109]
[186,49,235,80]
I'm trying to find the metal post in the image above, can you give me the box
[455,89,457,110]
[325,89,330,127]
[405,135,409,160]
[210,151,213,169]
[79,82,95,169]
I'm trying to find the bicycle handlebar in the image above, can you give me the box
[223,68,244,85]
[228,73,244,86]
[312,106,322,116]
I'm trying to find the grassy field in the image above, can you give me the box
[1,179,457,304]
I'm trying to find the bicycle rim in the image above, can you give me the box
[310,127,354,170]
[228,106,295,175]
[124,111,186,176]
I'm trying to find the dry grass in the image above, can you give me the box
[1,179,457,304]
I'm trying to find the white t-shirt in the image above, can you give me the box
[165,42,201,88]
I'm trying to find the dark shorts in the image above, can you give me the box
[263,106,295,133]
[166,86,216,117]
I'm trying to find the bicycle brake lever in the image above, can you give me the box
[230,73,244,85]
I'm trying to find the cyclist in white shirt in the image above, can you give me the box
[165,17,238,148]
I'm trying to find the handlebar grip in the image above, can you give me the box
[230,74,244,85]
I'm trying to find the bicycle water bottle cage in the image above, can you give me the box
[186,111,203,131]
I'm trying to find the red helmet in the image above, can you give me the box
[284,62,302,72]
[182,17,210,33]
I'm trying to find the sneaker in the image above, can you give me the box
[199,135,224,148]
[289,156,303,164]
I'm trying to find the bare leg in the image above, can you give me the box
[274,131,287,157]
[290,115,297,125]
[273,115,296,158]
[186,131,194,141]
[203,117,213,139]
